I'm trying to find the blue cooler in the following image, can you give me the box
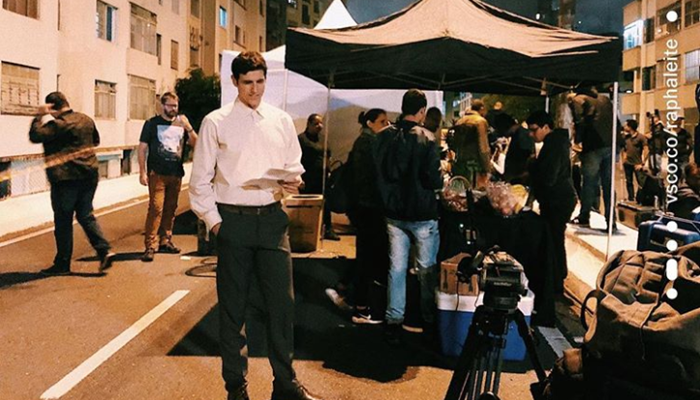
[436,290,534,361]
[637,215,700,251]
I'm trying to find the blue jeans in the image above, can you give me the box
[385,218,440,325]
[580,147,616,224]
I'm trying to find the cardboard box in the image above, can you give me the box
[440,253,480,296]
[436,290,535,360]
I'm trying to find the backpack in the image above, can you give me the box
[325,158,355,214]
[581,250,700,396]
[537,249,700,400]
[636,172,665,207]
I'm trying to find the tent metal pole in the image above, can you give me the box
[320,71,334,246]
[545,96,550,113]
[282,69,289,111]
[606,82,619,260]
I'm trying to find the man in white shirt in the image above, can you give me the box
[189,52,322,400]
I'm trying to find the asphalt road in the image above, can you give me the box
[0,195,572,400]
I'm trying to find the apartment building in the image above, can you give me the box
[190,0,267,76]
[0,0,190,199]
[266,0,330,50]
[621,0,700,132]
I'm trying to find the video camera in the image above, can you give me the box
[456,247,528,312]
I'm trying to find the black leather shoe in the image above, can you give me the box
[227,384,250,400]
[271,382,323,400]
[40,265,70,276]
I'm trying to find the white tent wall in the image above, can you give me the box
[220,51,444,163]
[220,0,443,164]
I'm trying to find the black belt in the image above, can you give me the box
[218,202,281,215]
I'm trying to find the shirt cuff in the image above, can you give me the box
[202,210,223,233]
[40,114,55,126]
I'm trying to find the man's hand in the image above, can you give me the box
[37,104,54,116]
[139,171,148,186]
[635,164,643,171]
[280,179,302,194]
[211,223,221,236]
[176,115,194,132]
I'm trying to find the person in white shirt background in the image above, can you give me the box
[189,51,323,400]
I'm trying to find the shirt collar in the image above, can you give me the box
[234,98,269,120]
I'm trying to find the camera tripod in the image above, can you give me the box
[443,304,547,400]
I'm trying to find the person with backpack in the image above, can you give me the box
[373,89,443,345]
[325,109,391,324]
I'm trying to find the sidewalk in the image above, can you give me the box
[564,208,639,296]
[0,164,192,242]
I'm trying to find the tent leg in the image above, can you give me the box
[606,82,619,259]
[320,72,334,249]
[545,96,550,113]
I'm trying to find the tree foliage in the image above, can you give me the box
[174,68,221,132]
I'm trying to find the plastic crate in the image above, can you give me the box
[436,290,534,361]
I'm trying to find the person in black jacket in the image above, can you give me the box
[29,92,114,275]
[527,111,577,293]
[328,109,391,324]
[374,89,443,345]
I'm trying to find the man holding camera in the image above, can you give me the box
[29,92,114,275]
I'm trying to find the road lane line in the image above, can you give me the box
[40,290,190,399]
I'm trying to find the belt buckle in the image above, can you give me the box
[256,207,263,215]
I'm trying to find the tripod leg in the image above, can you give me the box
[445,307,488,400]
[514,309,547,382]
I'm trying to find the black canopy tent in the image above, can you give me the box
[285,0,621,95]
[286,0,624,259]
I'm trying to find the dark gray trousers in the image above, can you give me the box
[216,206,296,393]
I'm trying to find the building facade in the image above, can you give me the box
[191,0,267,76]
[266,0,330,51]
[0,0,270,200]
[621,0,700,132]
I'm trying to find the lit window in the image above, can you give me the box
[219,6,227,28]
[656,2,681,38]
[623,20,642,50]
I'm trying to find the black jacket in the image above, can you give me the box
[29,109,100,183]
[531,129,577,213]
[668,185,700,220]
[350,127,382,209]
[373,120,442,221]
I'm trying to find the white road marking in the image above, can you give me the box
[536,326,572,358]
[40,290,190,399]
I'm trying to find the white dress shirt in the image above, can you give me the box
[189,98,304,231]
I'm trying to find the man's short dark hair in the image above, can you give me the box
[401,89,427,116]
[526,110,554,129]
[471,99,485,112]
[626,119,638,131]
[161,92,179,105]
[231,51,267,80]
[307,113,322,125]
[494,113,516,134]
[45,91,70,110]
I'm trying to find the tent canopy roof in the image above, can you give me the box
[285,0,621,95]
